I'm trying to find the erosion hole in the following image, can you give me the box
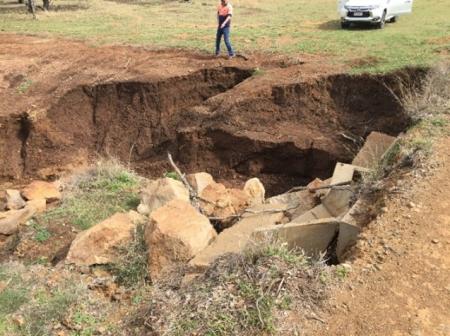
[0,67,425,195]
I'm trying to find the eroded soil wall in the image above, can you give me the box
[0,67,425,194]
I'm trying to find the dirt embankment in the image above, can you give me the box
[0,34,425,195]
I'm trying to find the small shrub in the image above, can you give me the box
[21,284,80,336]
[17,79,33,94]
[164,171,181,181]
[133,241,334,335]
[109,223,148,287]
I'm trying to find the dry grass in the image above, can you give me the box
[130,242,340,336]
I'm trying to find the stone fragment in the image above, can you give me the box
[306,178,324,193]
[66,212,139,266]
[266,190,317,218]
[146,199,217,279]
[5,189,26,210]
[0,207,36,235]
[352,131,396,168]
[0,190,6,211]
[252,218,340,255]
[21,181,61,202]
[189,203,287,272]
[243,178,265,205]
[329,163,370,186]
[187,172,215,195]
[137,203,150,216]
[139,177,189,215]
[199,182,250,219]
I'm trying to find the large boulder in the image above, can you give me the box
[244,178,265,206]
[139,177,189,215]
[145,199,217,279]
[66,211,145,266]
[5,189,26,210]
[21,181,61,202]
[199,182,250,220]
[187,172,215,195]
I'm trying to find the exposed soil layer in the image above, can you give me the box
[0,34,426,195]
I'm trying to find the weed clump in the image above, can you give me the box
[109,223,149,288]
[38,158,141,230]
[131,242,336,335]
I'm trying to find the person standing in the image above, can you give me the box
[215,0,235,58]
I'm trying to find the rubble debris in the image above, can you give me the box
[146,199,217,279]
[199,182,250,222]
[66,211,144,266]
[188,203,287,272]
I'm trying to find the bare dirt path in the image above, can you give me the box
[304,134,450,335]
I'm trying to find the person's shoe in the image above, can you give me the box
[228,54,236,59]
[215,53,220,57]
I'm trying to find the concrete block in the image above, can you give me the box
[188,203,286,271]
[292,204,333,223]
[322,188,353,218]
[352,131,396,168]
[251,218,340,255]
[336,222,360,261]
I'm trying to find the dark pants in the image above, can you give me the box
[215,26,235,56]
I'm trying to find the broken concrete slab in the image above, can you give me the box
[322,188,354,218]
[341,199,366,227]
[146,199,217,279]
[352,131,396,169]
[251,218,340,255]
[291,204,333,223]
[336,222,360,261]
[266,190,317,219]
[329,162,370,186]
[188,203,287,272]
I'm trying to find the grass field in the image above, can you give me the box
[0,0,449,72]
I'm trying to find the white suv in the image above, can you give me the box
[338,0,413,29]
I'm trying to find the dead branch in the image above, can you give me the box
[167,152,201,211]
[287,181,352,194]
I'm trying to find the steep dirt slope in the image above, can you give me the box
[302,135,450,335]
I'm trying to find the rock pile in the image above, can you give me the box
[3,131,395,283]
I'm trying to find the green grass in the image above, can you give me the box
[0,0,448,72]
[37,159,140,230]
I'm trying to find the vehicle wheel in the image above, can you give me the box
[376,10,387,29]
[388,16,397,23]
[341,21,350,29]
